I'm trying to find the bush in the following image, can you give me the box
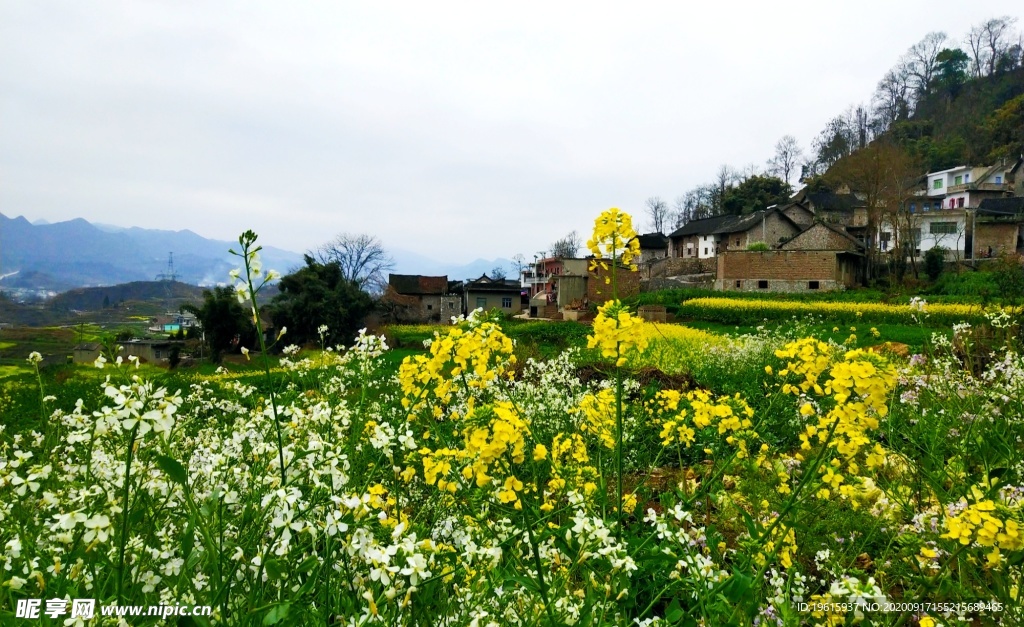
[924,246,947,281]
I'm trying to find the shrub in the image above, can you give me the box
[924,246,947,281]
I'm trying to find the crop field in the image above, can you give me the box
[1,213,1021,626]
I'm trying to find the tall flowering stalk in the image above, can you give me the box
[585,208,644,533]
[229,231,286,484]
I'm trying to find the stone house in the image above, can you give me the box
[715,250,864,292]
[668,208,802,259]
[975,197,1024,257]
[780,221,864,253]
[634,233,670,264]
[382,274,462,323]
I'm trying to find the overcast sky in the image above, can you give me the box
[2,2,1020,264]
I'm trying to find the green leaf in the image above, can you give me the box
[156,454,188,486]
[296,555,319,573]
[262,603,291,625]
[181,520,195,561]
[265,558,287,580]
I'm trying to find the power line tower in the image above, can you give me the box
[156,252,178,315]
[156,252,178,282]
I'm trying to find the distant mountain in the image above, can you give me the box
[391,248,516,282]
[0,213,305,290]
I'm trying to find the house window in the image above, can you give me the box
[964,173,970,182]
[734,239,740,247]
[957,197,965,208]
[501,297,512,308]
[930,222,957,234]
[734,280,741,288]
[703,248,708,255]
[932,179,942,189]
[880,232,891,251]
[476,297,487,308]
[909,203,916,213]
[995,175,1003,184]
[954,175,963,185]
[757,280,768,289]
[808,281,820,290]
[427,304,433,310]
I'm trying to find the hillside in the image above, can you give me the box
[889,67,1024,171]
[47,281,208,312]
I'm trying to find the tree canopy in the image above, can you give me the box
[269,256,374,348]
[181,287,255,363]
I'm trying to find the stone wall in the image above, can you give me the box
[781,224,855,251]
[974,223,1021,257]
[646,256,716,278]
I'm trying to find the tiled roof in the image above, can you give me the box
[977,197,1024,216]
[388,274,449,295]
[668,214,738,237]
[635,233,669,249]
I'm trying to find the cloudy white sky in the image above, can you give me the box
[1,2,1020,264]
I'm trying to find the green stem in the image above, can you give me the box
[116,423,140,604]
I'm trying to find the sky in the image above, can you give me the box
[2,1,1021,265]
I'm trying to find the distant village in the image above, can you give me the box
[382,158,1024,324]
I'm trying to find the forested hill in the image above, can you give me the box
[887,66,1024,172]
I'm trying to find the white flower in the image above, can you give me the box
[277,326,287,340]
[241,346,250,360]
[27,351,43,364]
[93,354,107,369]
[234,282,249,303]
[229,268,241,280]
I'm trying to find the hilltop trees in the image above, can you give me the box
[549,231,582,258]
[312,233,395,295]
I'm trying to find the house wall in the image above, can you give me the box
[715,251,857,292]
[466,291,520,315]
[974,223,1020,257]
[587,265,640,303]
[782,205,814,227]
[781,225,855,251]
[555,275,587,308]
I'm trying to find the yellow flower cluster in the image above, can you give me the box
[575,389,617,450]
[398,319,516,414]
[756,517,798,569]
[587,300,649,367]
[649,389,755,448]
[679,296,998,325]
[586,207,641,269]
[773,338,898,504]
[942,500,1022,566]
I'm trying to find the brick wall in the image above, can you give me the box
[974,223,1020,257]
[588,264,640,304]
[718,251,838,281]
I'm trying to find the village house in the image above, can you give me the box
[634,233,670,264]
[717,221,865,293]
[74,340,185,365]
[668,208,804,259]
[463,275,524,316]
[381,274,462,323]
[974,197,1024,257]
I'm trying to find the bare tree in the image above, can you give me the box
[872,64,913,132]
[313,233,395,294]
[767,135,804,185]
[906,31,948,95]
[489,265,507,280]
[549,230,582,258]
[965,17,1018,76]
[645,196,669,233]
